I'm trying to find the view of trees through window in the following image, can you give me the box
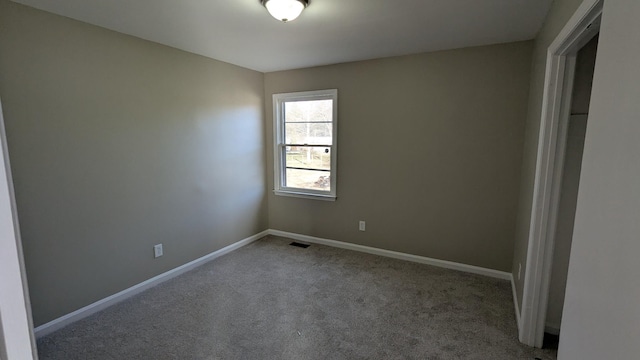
[284,99,333,191]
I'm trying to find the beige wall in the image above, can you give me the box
[560,0,640,357]
[511,0,584,311]
[0,0,267,326]
[265,42,533,272]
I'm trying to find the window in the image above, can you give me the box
[273,89,337,200]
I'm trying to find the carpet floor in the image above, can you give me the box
[37,236,557,359]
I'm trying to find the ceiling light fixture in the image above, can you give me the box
[261,0,309,23]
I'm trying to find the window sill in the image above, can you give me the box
[273,190,336,201]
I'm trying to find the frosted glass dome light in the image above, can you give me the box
[262,0,309,22]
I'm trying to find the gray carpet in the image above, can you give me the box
[37,236,557,359]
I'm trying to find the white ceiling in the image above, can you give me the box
[12,0,553,72]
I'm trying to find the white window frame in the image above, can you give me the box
[273,89,338,201]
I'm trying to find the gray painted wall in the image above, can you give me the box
[511,0,584,311]
[559,0,640,357]
[0,0,267,326]
[265,42,533,272]
[545,35,597,334]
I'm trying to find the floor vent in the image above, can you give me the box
[290,242,310,248]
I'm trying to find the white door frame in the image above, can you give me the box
[0,97,37,359]
[519,0,603,348]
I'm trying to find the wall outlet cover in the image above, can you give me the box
[154,244,163,258]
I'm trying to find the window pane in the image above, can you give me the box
[285,100,333,123]
[285,123,332,145]
[285,168,331,191]
[285,146,331,171]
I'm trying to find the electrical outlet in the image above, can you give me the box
[154,244,163,258]
[518,263,522,280]
[359,221,366,231]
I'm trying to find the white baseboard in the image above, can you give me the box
[511,275,521,331]
[267,229,511,280]
[34,230,269,338]
[545,324,560,335]
[35,229,515,338]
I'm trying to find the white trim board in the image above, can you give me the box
[545,324,560,336]
[511,275,521,330]
[519,0,602,348]
[269,230,520,331]
[268,229,511,280]
[36,228,513,338]
[34,230,269,338]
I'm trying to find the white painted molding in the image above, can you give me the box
[34,230,269,338]
[0,98,36,358]
[511,275,521,330]
[35,228,514,338]
[519,0,602,348]
[268,229,511,280]
[272,89,338,201]
[545,324,560,336]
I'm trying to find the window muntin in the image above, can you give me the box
[273,90,337,200]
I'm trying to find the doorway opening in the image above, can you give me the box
[519,0,603,348]
[543,33,598,349]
